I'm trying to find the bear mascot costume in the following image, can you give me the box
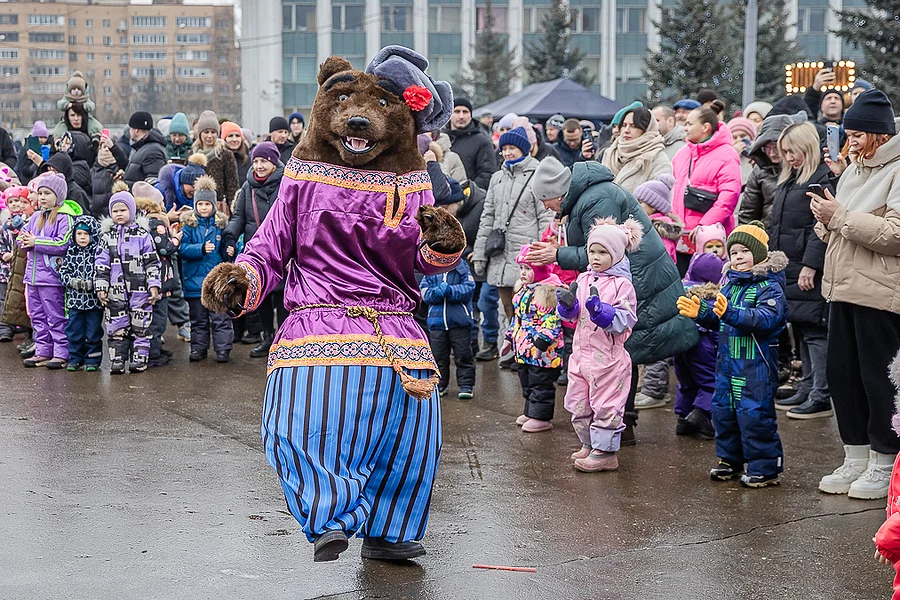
[201,46,465,562]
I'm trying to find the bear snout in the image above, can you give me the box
[347,116,370,131]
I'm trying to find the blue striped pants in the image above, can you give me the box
[263,365,442,543]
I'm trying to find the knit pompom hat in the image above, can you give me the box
[498,127,531,156]
[515,244,553,283]
[192,175,217,207]
[36,173,67,206]
[179,153,208,185]
[727,220,769,265]
[728,117,758,141]
[633,174,675,214]
[587,217,644,266]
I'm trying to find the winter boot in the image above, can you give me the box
[45,358,67,370]
[177,323,191,342]
[458,387,473,400]
[23,355,50,368]
[475,343,499,362]
[250,334,273,359]
[521,418,553,433]
[515,414,529,426]
[818,444,870,494]
[361,537,426,561]
[570,446,591,460]
[710,461,743,481]
[110,360,126,375]
[740,473,780,488]
[241,332,262,345]
[848,450,896,500]
[620,424,636,446]
[686,408,715,439]
[574,451,619,472]
[313,531,349,562]
[675,416,696,436]
[634,392,667,410]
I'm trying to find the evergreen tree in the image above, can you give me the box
[142,65,160,115]
[728,0,800,103]
[835,0,900,103]
[524,0,593,86]
[454,0,519,107]
[645,0,742,106]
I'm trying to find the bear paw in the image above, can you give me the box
[416,205,466,255]
[202,263,250,316]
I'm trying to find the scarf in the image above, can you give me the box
[174,177,192,209]
[602,117,666,184]
[505,154,527,170]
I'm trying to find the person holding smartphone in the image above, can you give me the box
[766,122,836,421]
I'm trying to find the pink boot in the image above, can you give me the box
[521,418,553,433]
[571,446,591,460]
[574,451,618,472]
[515,415,529,426]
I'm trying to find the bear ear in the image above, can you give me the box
[317,56,354,86]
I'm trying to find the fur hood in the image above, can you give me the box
[134,197,168,224]
[513,280,561,309]
[685,281,721,301]
[891,349,900,435]
[651,213,685,241]
[180,208,227,229]
[723,250,788,276]
[100,215,151,234]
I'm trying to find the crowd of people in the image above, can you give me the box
[1,66,899,500]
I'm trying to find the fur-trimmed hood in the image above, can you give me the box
[134,197,168,226]
[685,281,721,300]
[100,214,151,234]
[513,279,564,309]
[724,250,788,277]
[651,212,685,241]
[180,208,227,229]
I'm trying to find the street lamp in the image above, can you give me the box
[742,0,758,108]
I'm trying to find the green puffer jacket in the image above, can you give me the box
[556,162,699,364]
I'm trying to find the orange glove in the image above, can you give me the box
[676,295,701,319]
[713,293,728,317]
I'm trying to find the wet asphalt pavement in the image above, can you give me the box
[0,329,893,600]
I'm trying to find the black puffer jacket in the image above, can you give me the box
[225,166,284,244]
[123,129,166,186]
[767,162,834,326]
[444,121,497,189]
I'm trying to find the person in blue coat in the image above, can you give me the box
[678,220,788,489]
[421,260,476,399]
[179,175,234,363]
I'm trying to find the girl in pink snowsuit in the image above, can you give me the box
[557,217,642,472]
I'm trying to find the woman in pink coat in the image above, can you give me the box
[556,217,641,473]
[672,99,742,276]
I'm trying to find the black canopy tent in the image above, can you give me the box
[474,78,624,124]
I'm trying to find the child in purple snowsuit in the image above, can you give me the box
[95,191,161,373]
[17,173,78,369]
[673,251,725,439]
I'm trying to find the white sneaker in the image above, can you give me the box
[848,451,896,500]
[634,392,667,410]
[818,445,870,494]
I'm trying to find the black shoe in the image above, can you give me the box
[313,531,349,562]
[775,384,798,400]
[499,355,517,370]
[557,372,568,386]
[131,363,148,373]
[686,408,715,440]
[471,342,481,358]
[710,461,743,481]
[241,333,262,345]
[675,416,696,436]
[0,333,12,342]
[360,537,426,561]
[787,398,834,420]
[475,343,499,362]
[110,361,126,374]
[740,473,780,488]
[216,352,230,363]
[148,353,172,367]
[778,366,792,385]
[189,351,208,362]
[66,362,84,372]
[20,343,35,358]
[620,424,636,446]
[250,335,273,359]
[775,392,808,411]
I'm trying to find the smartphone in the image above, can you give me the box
[826,124,840,162]
[40,145,51,162]
[26,136,41,154]
[581,129,594,152]
[101,128,110,138]
[808,184,824,197]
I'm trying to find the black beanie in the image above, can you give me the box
[269,116,289,133]
[696,89,718,105]
[129,111,153,130]
[454,97,473,112]
[821,88,845,107]
[843,89,896,135]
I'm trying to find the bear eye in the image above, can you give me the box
[337,94,349,102]
[379,98,388,108]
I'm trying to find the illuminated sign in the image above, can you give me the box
[784,60,856,95]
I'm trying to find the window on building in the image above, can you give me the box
[382,5,410,32]
[86,69,95,78]
[102,69,111,78]
[0,83,20,94]
[132,51,167,61]
[85,18,93,28]
[103,36,112,46]
[176,83,214,94]
[797,8,827,33]
[103,19,111,28]
[29,32,66,43]
[218,54,229,63]
[69,35,77,44]
[104,103,113,113]
[120,54,128,64]
[121,69,128,78]
[119,19,127,30]
[616,56,644,82]
[176,50,209,61]
[283,55,317,83]
[131,16,166,28]
[30,66,66,77]
[131,34,167,45]
[119,36,127,46]
[86,53,94,62]
[0,49,18,60]
[428,56,461,81]
[104,53,111,62]
[428,6,461,32]
[616,8,645,33]
[284,4,317,32]
[30,49,66,59]
[132,67,167,78]
[69,18,76,28]
[28,14,65,26]
[86,36,94,45]
[332,4,365,31]
[0,100,20,110]
[104,86,112,96]
[217,19,230,30]
[0,66,18,76]
[177,67,212,78]
[32,100,57,111]
[0,32,19,42]
[176,17,211,28]
[218,69,229,77]
[176,33,210,44]
[0,15,18,25]
[70,52,78,62]
[476,7,507,32]
[580,7,600,32]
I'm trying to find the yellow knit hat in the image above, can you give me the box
[726,220,769,264]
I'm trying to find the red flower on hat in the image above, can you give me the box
[403,85,432,111]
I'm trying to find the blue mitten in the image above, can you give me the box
[585,295,616,329]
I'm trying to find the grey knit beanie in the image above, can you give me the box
[196,110,220,135]
[532,157,572,201]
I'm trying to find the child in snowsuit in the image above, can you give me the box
[504,245,566,433]
[96,191,161,373]
[179,175,234,363]
[874,349,900,599]
[673,251,725,439]
[58,215,104,371]
[18,173,78,369]
[677,220,787,488]
[540,218,579,386]
[421,258,476,399]
[557,218,641,472]
[0,186,29,342]
[692,223,727,260]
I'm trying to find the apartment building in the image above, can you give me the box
[242,0,867,132]
[0,0,240,129]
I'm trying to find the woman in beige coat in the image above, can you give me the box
[602,106,672,194]
[810,90,900,501]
